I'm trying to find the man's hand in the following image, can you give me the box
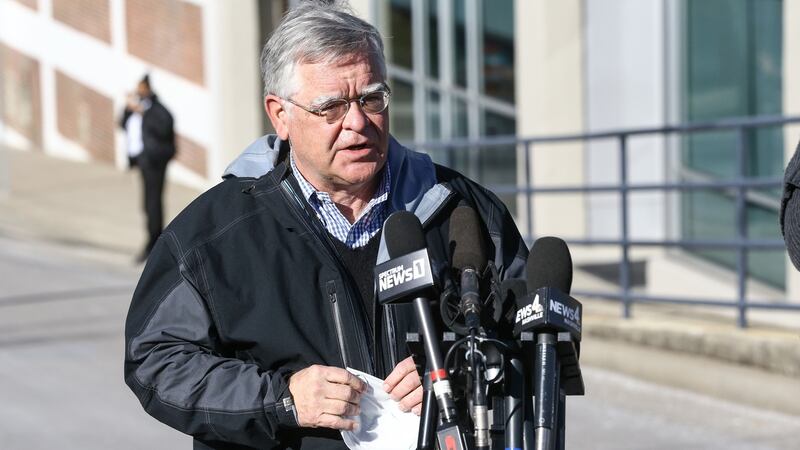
[288,365,366,431]
[126,93,143,113]
[383,356,423,415]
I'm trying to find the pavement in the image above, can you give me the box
[1,145,798,419]
[0,235,187,449]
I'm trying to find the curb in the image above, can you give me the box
[581,338,800,417]
[583,316,800,378]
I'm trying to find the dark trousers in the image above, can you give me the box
[138,158,168,253]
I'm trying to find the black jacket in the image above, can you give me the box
[120,94,176,166]
[781,140,800,270]
[124,136,528,449]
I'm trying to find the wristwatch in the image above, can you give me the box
[281,395,299,425]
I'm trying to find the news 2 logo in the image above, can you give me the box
[516,294,544,325]
[378,257,428,292]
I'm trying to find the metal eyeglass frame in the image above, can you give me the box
[283,85,392,124]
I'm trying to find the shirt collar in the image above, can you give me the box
[289,151,391,207]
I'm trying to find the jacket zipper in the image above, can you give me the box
[279,179,374,373]
[327,281,350,367]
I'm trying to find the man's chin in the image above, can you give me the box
[334,163,385,187]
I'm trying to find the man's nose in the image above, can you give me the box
[341,99,370,131]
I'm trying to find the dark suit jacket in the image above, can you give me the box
[120,94,176,167]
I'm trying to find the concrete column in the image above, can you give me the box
[209,0,262,179]
[514,0,586,239]
[783,0,800,301]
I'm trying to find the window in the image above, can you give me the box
[681,0,784,288]
[386,0,413,69]
[388,77,415,142]
[377,0,516,212]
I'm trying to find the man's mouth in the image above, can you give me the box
[343,143,372,151]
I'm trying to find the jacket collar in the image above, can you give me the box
[223,135,451,215]
[222,134,455,264]
[222,134,286,179]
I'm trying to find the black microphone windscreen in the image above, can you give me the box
[384,211,426,258]
[526,237,573,294]
[449,205,488,272]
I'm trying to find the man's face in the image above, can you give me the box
[268,55,389,192]
[136,81,151,98]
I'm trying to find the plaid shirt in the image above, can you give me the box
[290,153,390,249]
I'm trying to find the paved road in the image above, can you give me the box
[566,368,799,449]
[0,236,186,449]
[0,236,797,449]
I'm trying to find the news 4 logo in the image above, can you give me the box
[515,294,544,325]
[550,298,581,327]
[514,287,582,340]
[374,248,436,304]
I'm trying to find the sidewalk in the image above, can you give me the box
[0,146,200,267]
[1,145,798,416]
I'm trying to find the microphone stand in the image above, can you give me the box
[417,362,436,450]
[518,330,583,450]
[504,356,525,450]
[412,297,469,450]
[404,270,585,450]
[533,332,559,450]
[459,266,490,450]
[556,392,566,450]
[469,330,489,450]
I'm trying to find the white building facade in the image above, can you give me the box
[1,0,798,304]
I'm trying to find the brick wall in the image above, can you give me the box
[52,0,111,43]
[175,134,208,178]
[126,0,205,85]
[12,0,38,10]
[55,71,115,163]
[0,43,42,146]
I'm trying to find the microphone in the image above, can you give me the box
[375,211,436,305]
[515,237,581,342]
[375,211,467,450]
[498,278,529,450]
[448,205,490,449]
[526,237,572,294]
[516,237,583,450]
[449,205,488,333]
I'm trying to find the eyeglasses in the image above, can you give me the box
[284,86,392,124]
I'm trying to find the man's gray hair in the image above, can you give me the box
[260,0,387,98]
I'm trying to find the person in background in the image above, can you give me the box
[120,74,176,263]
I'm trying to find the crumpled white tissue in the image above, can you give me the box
[340,367,420,450]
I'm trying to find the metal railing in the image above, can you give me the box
[414,114,800,328]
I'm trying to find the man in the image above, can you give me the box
[120,74,176,263]
[124,2,527,449]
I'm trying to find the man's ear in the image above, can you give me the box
[265,94,289,140]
